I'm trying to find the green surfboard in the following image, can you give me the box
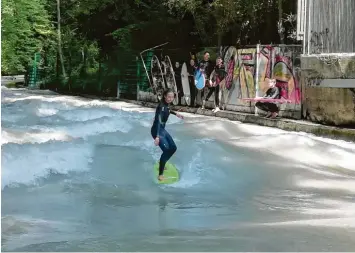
[153,161,180,184]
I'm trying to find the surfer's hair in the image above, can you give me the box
[163,88,174,97]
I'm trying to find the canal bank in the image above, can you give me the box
[52,90,355,142]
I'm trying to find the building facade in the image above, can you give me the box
[297,0,355,126]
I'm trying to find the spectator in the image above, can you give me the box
[203,56,226,112]
[197,51,213,108]
[255,79,280,119]
[188,58,198,107]
[174,62,183,105]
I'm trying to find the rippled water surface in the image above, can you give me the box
[2,87,355,251]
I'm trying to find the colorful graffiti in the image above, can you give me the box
[216,45,301,109]
[139,44,302,114]
[234,48,257,100]
[256,45,301,104]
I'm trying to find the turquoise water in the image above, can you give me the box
[2,87,355,251]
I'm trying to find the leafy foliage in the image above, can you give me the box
[1,0,55,74]
[1,0,297,94]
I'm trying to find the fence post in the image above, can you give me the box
[29,52,40,89]
[136,56,141,101]
[255,44,260,115]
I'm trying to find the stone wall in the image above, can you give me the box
[301,54,355,126]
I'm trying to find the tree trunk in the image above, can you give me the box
[217,32,223,47]
[57,0,67,79]
[278,0,284,44]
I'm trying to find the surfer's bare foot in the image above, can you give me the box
[158,175,165,181]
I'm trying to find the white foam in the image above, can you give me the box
[2,94,108,109]
[60,108,117,122]
[1,113,26,123]
[295,178,355,194]
[123,139,159,160]
[20,115,132,141]
[229,134,355,172]
[296,131,355,151]
[260,218,355,228]
[36,108,58,117]
[236,122,287,135]
[1,142,94,189]
[1,215,86,251]
[2,93,159,117]
[301,199,355,216]
[1,129,73,145]
[227,116,355,152]
[166,150,205,189]
[60,117,132,138]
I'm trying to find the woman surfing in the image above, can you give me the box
[151,88,184,181]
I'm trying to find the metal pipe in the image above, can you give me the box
[139,53,152,89]
[139,42,169,93]
[140,42,169,55]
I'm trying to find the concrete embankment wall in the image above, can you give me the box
[141,45,355,127]
[301,54,355,126]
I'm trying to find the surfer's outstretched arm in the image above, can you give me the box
[170,110,184,119]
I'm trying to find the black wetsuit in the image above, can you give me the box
[151,101,177,176]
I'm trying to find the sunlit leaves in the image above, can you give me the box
[2,0,55,74]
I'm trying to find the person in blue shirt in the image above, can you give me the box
[151,88,184,181]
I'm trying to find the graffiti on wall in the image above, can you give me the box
[256,46,301,104]
[273,48,301,104]
[220,45,301,106]
[256,46,273,95]
[309,28,330,54]
[140,44,302,109]
[233,48,257,100]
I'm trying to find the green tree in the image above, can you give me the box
[1,0,55,74]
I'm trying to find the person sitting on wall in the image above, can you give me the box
[255,78,280,119]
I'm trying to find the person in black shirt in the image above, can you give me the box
[255,79,280,119]
[203,56,226,112]
[197,51,213,108]
[174,62,183,105]
[188,58,198,107]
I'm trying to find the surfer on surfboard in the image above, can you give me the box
[151,88,184,181]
